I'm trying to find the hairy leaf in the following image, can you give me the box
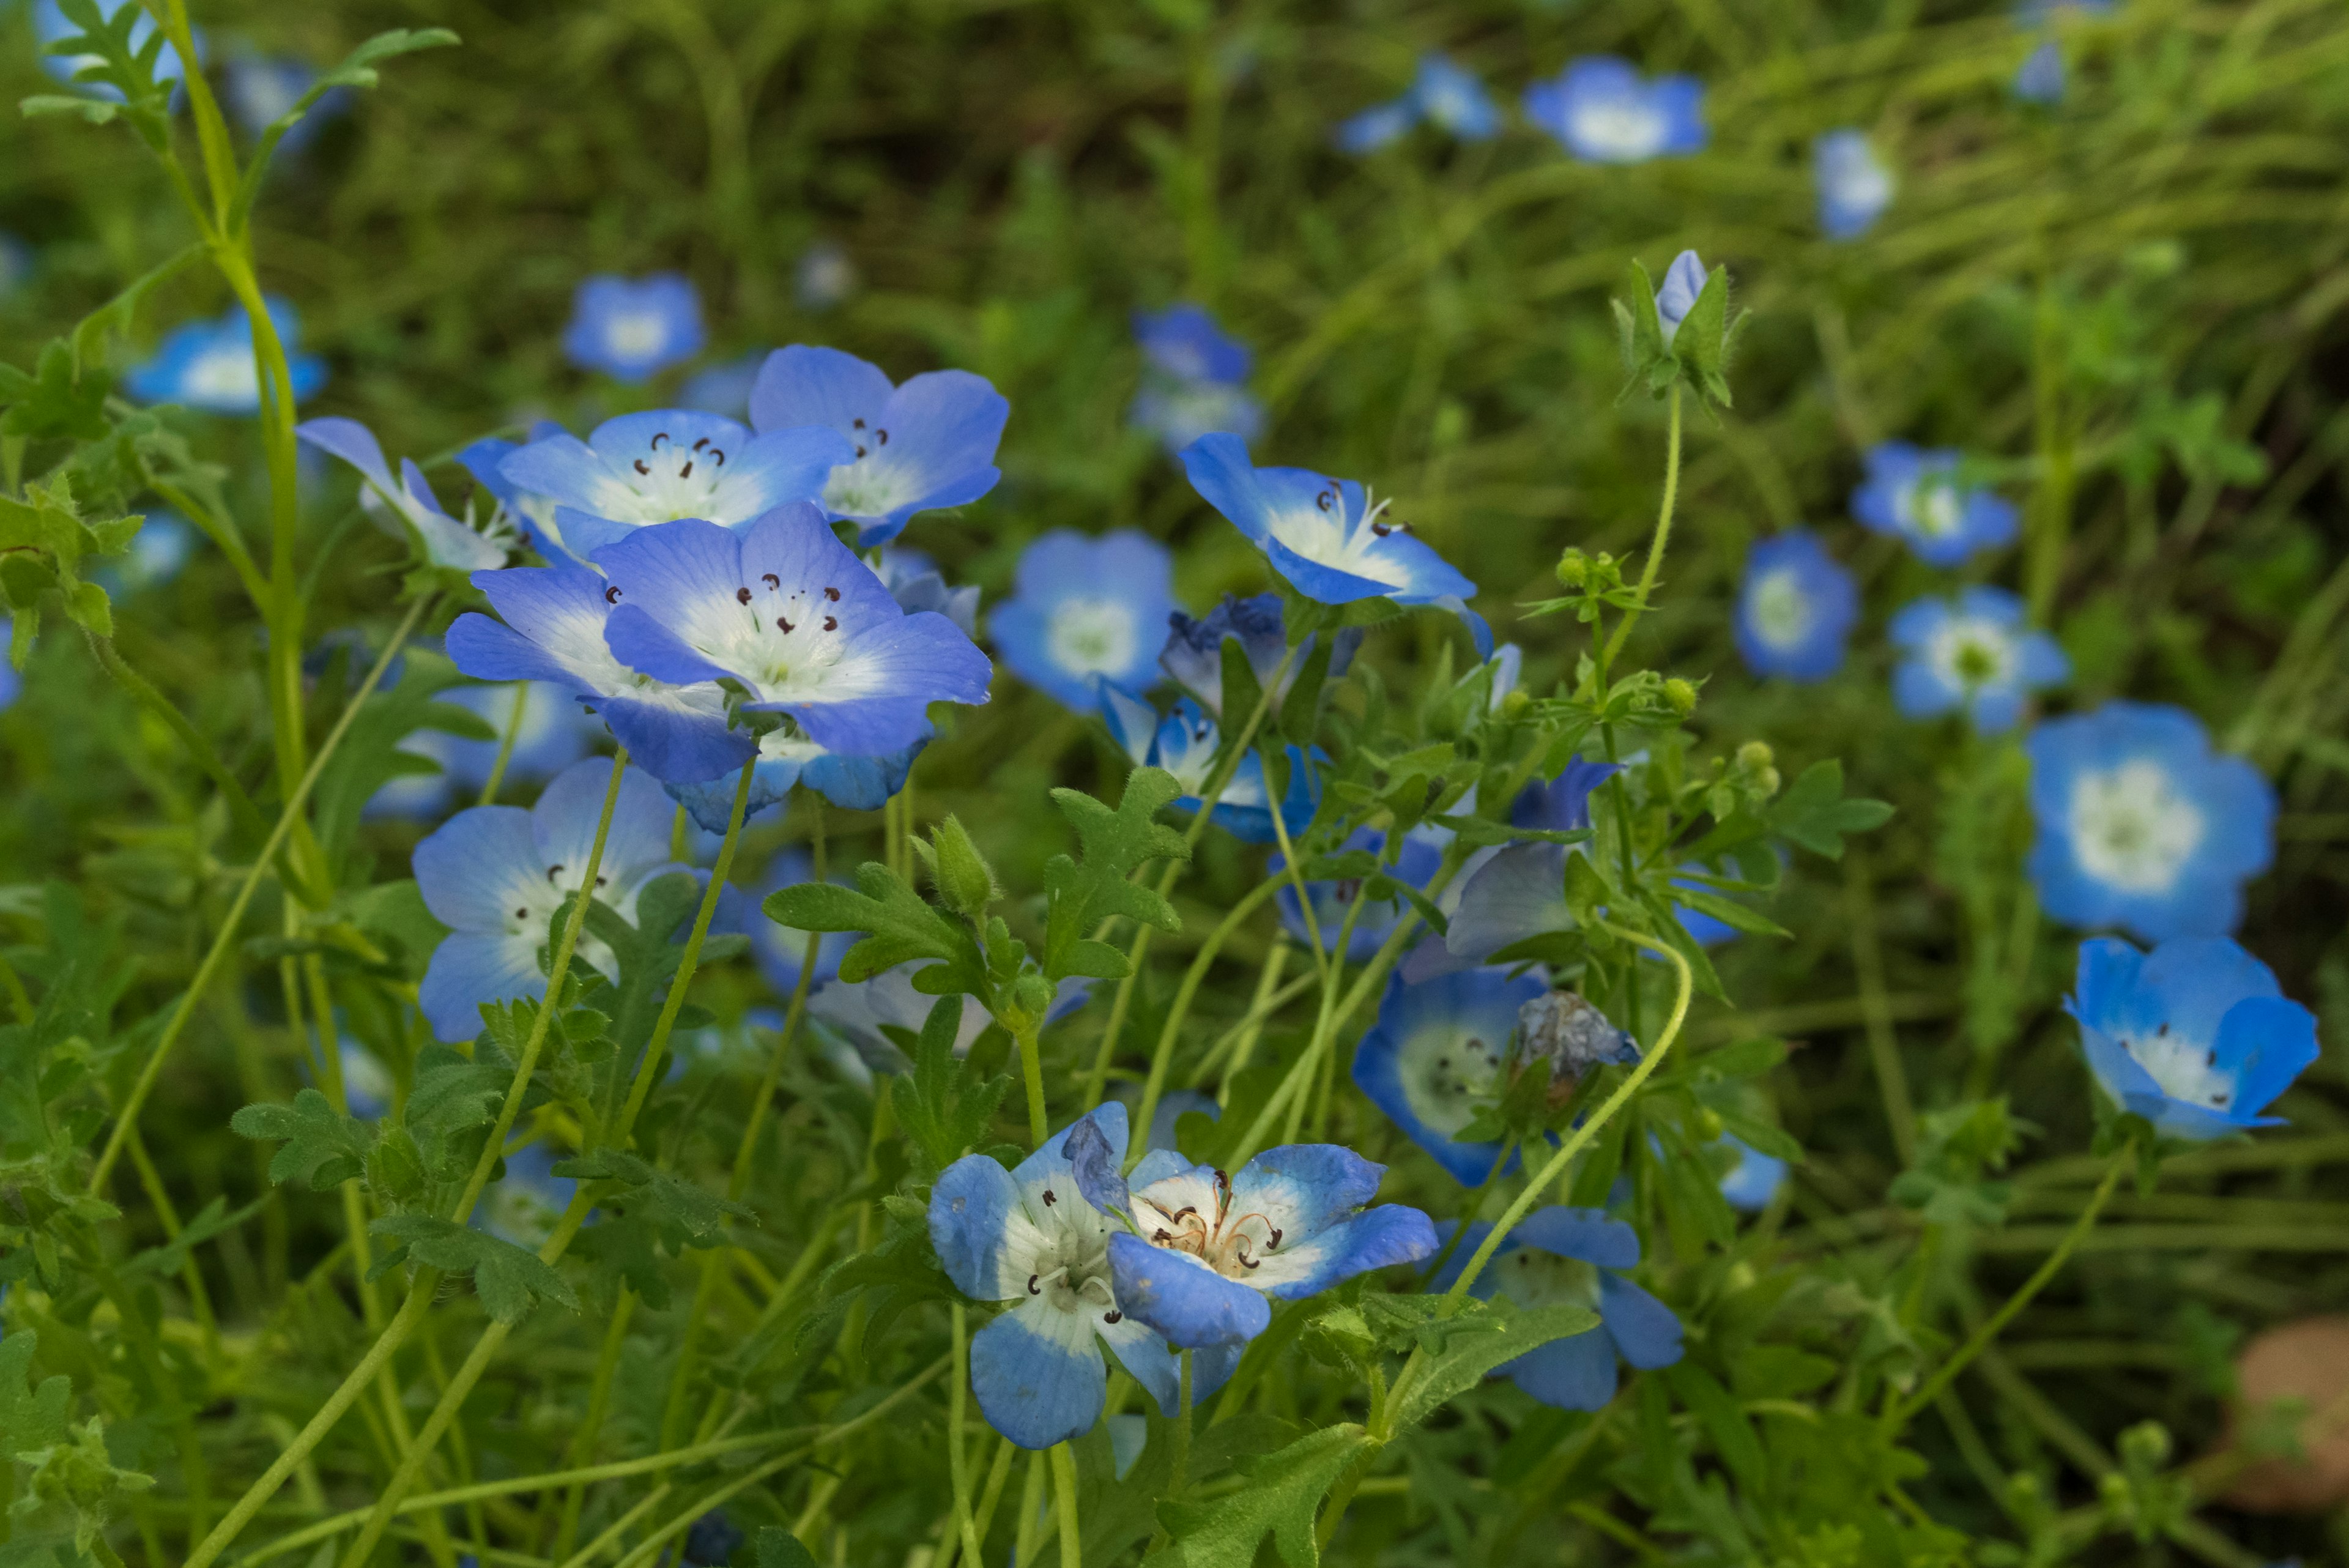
[1040,767,1188,981]
[369,1213,579,1323]
[230,1089,374,1191]
[1158,1422,1370,1568]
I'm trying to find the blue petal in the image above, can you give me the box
[1252,1205,1438,1299]
[1105,1232,1270,1348]
[1064,1117,1130,1217]
[1501,1326,1617,1411]
[1350,968,1544,1186]
[930,1152,1022,1301]
[419,932,543,1043]
[1598,1274,1684,1369]
[1229,1144,1384,1241]
[1510,1206,1641,1270]
[1445,842,1570,961]
[749,345,896,435]
[596,694,755,785]
[970,1296,1108,1450]
[2217,995,2320,1121]
[1334,97,1418,154]
[1423,1220,1499,1296]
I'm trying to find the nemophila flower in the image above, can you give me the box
[1096,680,1314,845]
[444,563,749,784]
[1814,129,1895,239]
[1158,592,1359,722]
[1136,305,1252,387]
[497,411,853,562]
[1179,433,1488,656]
[1653,250,1708,346]
[1734,530,1858,683]
[223,55,344,154]
[34,0,195,101]
[128,299,326,414]
[2070,937,2318,1140]
[668,724,926,834]
[0,619,18,713]
[680,354,763,422]
[1335,97,1417,155]
[733,850,850,1000]
[1445,842,1573,965]
[2013,0,2113,105]
[1428,1209,1683,1409]
[749,346,1011,547]
[1273,827,1445,962]
[1072,1126,1437,1350]
[2025,702,2275,942]
[1890,587,2069,734]
[595,508,992,756]
[1131,379,1267,456]
[299,418,519,572]
[1522,56,1707,165]
[303,1036,396,1120]
[1716,1134,1788,1212]
[367,680,601,821]
[1336,54,1500,152]
[1354,967,1549,1184]
[990,532,1175,711]
[873,548,981,637]
[795,241,858,312]
[1851,442,2019,567]
[681,1512,743,1568]
[1130,305,1265,453]
[564,273,704,383]
[412,759,691,1042]
[478,1143,576,1248]
[456,421,568,558]
[1145,1090,1219,1157]
[0,233,35,299]
[929,1105,1198,1449]
[1512,756,1622,835]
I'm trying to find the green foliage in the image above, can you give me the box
[1041,767,1188,982]
[368,1212,579,1323]
[1159,1423,1371,1568]
[229,1087,372,1190]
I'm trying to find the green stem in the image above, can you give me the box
[1049,1444,1082,1568]
[549,1290,637,1560]
[87,631,269,850]
[1128,875,1284,1150]
[1016,1019,1050,1148]
[1601,381,1684,666]
[950,1304,982,1568]
[1011,1449,1048,1568]
[477,682,530,806]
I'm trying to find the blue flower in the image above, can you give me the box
[455,421,569,557]
[1096,680,1314,845]
[1511,756,1623,835]
[34,0,196,101]
[1428,1209,1683,1409]
[593,509,992,758]
[495,411,853,563]
[128,299,327,414]
[732,850,850,1001]
[299,417,520,571]
[479,1143,577,1248]
[2013,39,2067,103]
[1135,305,1253,387]
[1890,587,2069,734]
[1145,1091,1219,1157]
[98,510,195,597]
[1653,250,1709,346]
[1131,381,1267,456]
[1334,97,1419,155]
[992,530,1178,711]
[2069,937,2317,1140]
[1734,531,1858,683]
[749,346,1011,547]
[563,273,704,382]
[444,562,752,786]
[679,354,764,422]
[1813,129,1894,239]
[1851,442,2019,566]
[795,242,858,312]
[366,680,602,822]
[1715,1135,1787,1212]
[1353,967,1549,1184]
[1157,592,1358,723]
[1130,306,1265,453]
[667,726,925,834]
[1178,433,1488,656]
[682,1511,744,1568]
[928,1105,1203,1449]
[412,759,689,1041]
[1336,54,1501,152]
[1522,56,1707,165]
[0,232,37,298]
[0,617,20,713]
[1273,827,1445,962]
[872,547,981,637]
[223,55,344,153]
[2025,703,2275,942]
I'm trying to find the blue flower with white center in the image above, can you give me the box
[299,417,520,572]
[680,354,764,422]
[1157,592,1359,723]
[667,724,926,834]
[1334,97,1418,155]
[366,680,602,821]
[1178,433,1488,656]
[2025,703,2276,942]
[1851,441,2019,567]
[445,562,752,785]
[1130,306,1265,453]
[34,0,195,101]
[302,1034,396,1120]
[496,411,854,563]
[1814,129,1895,239]
[1135,305,1253,387]
[593,508,993,758]
[563,273,704,383]
[1715,1135,1787,1212]
[412,759,690,1042]
[1130,380,1267,456]
[1428,1208,1683,1409]
[456,420,568,557]
[1891,587,2069,734]
[872,548,981,637]
[795,242,858,312]
[992,530,1177,712]
[1071,1127,1436,1350]
[0,232,36,299]
[749,346,1011,548]
[1734,530,1858,683]
[1273,827,1445,962]
[223,55,344,154]
[929,1105,1204,1449]
[127,299,326,415]
[1096,679,1314,845]
[1653,250,1709,346]
[1522,56,1707,165]
[1411,53,1502,139]
[479,1143,577,1248]
[2069,936,2318,1140]
[1353,967,1549,1184]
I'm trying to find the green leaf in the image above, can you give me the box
[1386,1302,1601,1435]
[889,994,1011,1180]
[121,1194,267,1280]
[551,1148,750,1252]
[1768,759,1894,860]
[230,1088,375,1190]
[1039,767,1189,982]
[766,860,988,998]
[0,1329,71,1451]
[755,1527,818,1568]
[1665,882,1789,940]
[1663,1362,1767,1494]
[369,1213,579,1323]
[1158,1423,1370,1568]
[225,29,461,234]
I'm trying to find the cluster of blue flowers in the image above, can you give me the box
[1128,305,1264,455]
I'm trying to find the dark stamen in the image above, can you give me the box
[604,585,622,604]
[736,587,752,604]
[823,615,837,631]
[762,573,781,590]
[711,448,725,466]
[855,445,868,459]
[514,907,527,919]
[877,429,889,445]
[853,417,866,429]
[693,437,710,451]
[777,617,795,633]
[824,585,841,601]
[651,432,670,448]
[633,459,649,475]
[680,461,694,479]
[1043,1188,1057,1206]
[1103,1310,1121,1324]
[547,865,564,880]
[1026,1274,1040,1295]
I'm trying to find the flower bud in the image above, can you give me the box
[1664,678,1697,715]
[929,814,999,918]
[1695,1106,1724,1141]
[1736,740,1774,773]
[1554,550,1589,589]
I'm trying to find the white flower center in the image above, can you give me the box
[1047,598,1139,679]
[1747,568,1814,650]
[1008,1198,1118,1318]
[2121,1019,2237,1112]
[1895,477,1964,538]
[1262,485,1412,591]
[1928,618,2016,689]
[1132,1168,1289,1281]
[1571,100,1667,162]
[1398,1019,1504,1139]
[2068,759,2205,894]
[1491,1248,1602,1312]
[603,311,672,363]
[602,431,755,526]
[185,344,262,410]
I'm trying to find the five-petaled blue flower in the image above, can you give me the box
[35,0,195,101]
[1522,56,1707,165]
[1814,129,1895,239]
[1273,826,1447,962]
[299,417,519,571]
[872,548,981,637]
[497,411,853,563]
[2025,703,2274,942]
[367,680,599,822]
[812,965,1088,1076]
[1096,679,1315,845]
[1734,531,1858,683]
[1136,305,1253,386]
[128,299,326,414]
[930,1105,1213,1449]
[1851,442,2019,567]
[2070,936,2317,1140]
[594,507,993,759]
[1716,1134,1789,1212]
[1336,53,1501,153]
[2013,0,2113,104]
[479,1142,578,1248]
[1130,305,1265,453]
[1157,593,1359,724]
[1890,587,2069,734]
[412,758,689,1042]
[1179,433,1488,656]
[563,273,705,383]
[1354,967,1551,1184]
[991,530,1178,711]
[749,346,1011,547]
[1429,1209,1683,1409]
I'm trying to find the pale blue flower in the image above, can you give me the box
[1734,531,1858,683]
[2070,936,2317,1140]
[1522,56,1707,165]
[2013,0,2115,105]
[1272,827,1445,962]
[98,510,195,596]
[563,273,704,382]
[1156,592,1357,722]
[1890,587,2069,733]
[1653,250,1709,346]
[1335,53,1500,152]
[223,54,344,153]
[1130,305,1264,453]
[1353,967,1549,1185]
[1429,1209,1683,1408]
[478,1143,576,1248]
[128,299,326,414]
[992,530,1177,711]
[872,547,980,637]
[1814,129,1894,239]
[1135,305,1252,387]
[809,963,1087,1074]
[1716,1135,1787,1211]
[1334,98,1418,155]
[1851,441,2019,567]
[679,354,764,422]
[299,417,519,571]
[1095,678,1314,845]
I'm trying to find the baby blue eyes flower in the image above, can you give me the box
[2025,702,2275,943]
[563,273,705,383]
[479,1143,577,1249]
[1522,56,1707,166]
[1178,433,1488,656]
[872,548,981,637]
[1715,1135,1788,1212]
[749,345,1011,548]
[992,530,1177,712]
[1158,593,1359,723]
[1334,98,1419,156]
[1890,587,2069,734]
[2069,937,2317,1141]
[1813,129,1895,240]
[1135,305,1252,386]
[667,725,926,834]
[128,299,327,415]
[1428,1208,1683,1410]
[593,507,993,759]
[1130,305,1265,454]
[1353,967,1550,1184]
[1336,53,1501,152]
[729,850,850,1001]
[678,354,764,422]
[497,411,855,563]
[299,417,520,571]
[1653,250,1709,346]
[2013,0,2113,104]
[411,759,688,1042]
[1273,826,1446,962]
[1734,530,1859,683]
[929,1105,1198,1449]
[795,242,858,312]
[1850,441,2019,567]
[366,680,599,821]
[1094,680,1314,845]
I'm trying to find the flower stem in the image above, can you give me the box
[477,680,530,806]
[1016,1019,1050,1148]
[950,1304,983,1567]
[1602,381,1684,667]
[1127,875,1284,1151]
